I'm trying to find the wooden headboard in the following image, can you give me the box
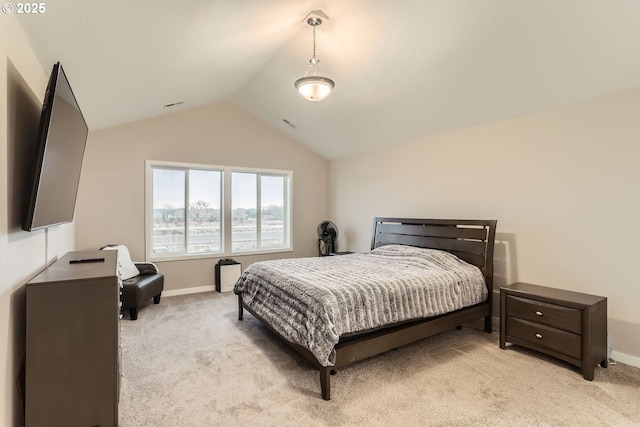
[371,217,497,292]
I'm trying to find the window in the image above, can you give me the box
[146,161,291,261]
[231,172,288,252]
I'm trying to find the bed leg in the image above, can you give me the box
[238,296,244,321]
[484,314,492,333]
[320,367,331,400]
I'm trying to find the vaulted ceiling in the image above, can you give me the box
[16,0,640,159]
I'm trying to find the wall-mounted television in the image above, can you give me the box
[22,62,88,232]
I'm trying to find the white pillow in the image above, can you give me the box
[102,245,140,280]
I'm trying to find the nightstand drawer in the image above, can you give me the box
[505,295,582,334]
[507,317,581,360]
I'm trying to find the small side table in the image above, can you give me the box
[500,282,607,380]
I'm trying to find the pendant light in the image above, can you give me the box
[294,15,335,101]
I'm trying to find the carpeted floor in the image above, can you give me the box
[118,292,640,426]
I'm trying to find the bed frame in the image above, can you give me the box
[238,217,497,400]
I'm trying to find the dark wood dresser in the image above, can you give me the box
[25,250,122,427]
[499,282,607,380]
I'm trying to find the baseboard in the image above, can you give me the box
[162,285,216,297]
[611,350,640,368]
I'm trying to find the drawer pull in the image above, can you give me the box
[535,333,543,339]
[535,311,543,316]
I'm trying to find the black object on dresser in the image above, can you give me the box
[500,282,607,380]
[25,250,122,427]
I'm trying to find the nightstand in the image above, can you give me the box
[500,282,607,380]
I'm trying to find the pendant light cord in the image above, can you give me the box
[312,25,317,61]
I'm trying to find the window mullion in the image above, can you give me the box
[283,175,290,247]
[184,169,190,254]
[223,170,232,254]
[256,173,262,249]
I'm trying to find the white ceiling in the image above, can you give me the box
[16,0,640,159]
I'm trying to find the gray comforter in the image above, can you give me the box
[234,244,487,367]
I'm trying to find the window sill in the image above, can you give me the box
[148,247,293,263]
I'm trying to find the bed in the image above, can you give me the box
[234,217,497,400]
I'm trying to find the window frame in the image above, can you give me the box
[145,160,293,261]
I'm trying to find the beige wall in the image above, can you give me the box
[329,88,640,363]
[0,15,78,425]
[75,102,329,291]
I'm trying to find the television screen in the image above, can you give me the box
[22,62,88,232]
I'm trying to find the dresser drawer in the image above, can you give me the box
[507,317,581,360]
[505,295,582,334]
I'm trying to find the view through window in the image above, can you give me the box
[148,162,291,260]
[231,173,287,251]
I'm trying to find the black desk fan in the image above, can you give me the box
[317,220,338,256]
